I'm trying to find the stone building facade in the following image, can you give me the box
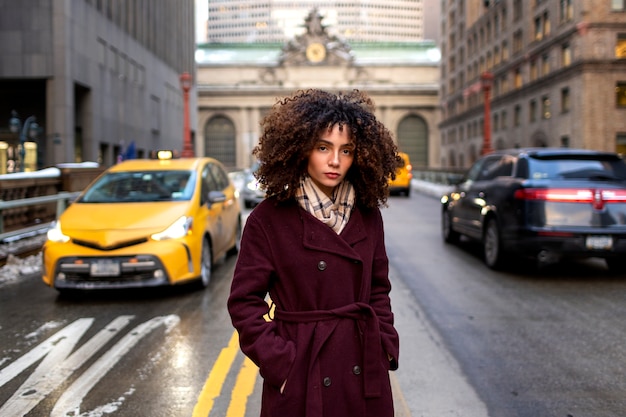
[196,10,442,170]
[0,0,195,173]
[439,0,626,168]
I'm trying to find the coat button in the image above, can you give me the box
[323,377,332,387]
[317,260,327,271]
[352,365,362,375]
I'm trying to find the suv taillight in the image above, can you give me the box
[514,188,626,210]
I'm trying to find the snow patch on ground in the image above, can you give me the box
[0,235,45,286]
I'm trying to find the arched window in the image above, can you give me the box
[397,115,428,167]
[204,115,236,167]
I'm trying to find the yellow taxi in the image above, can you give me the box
[42,155,241,292]
[388,151,413,197]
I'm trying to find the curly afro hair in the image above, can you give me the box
[253,89,402,209]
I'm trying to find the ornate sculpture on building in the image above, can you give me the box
[279,8,354,66]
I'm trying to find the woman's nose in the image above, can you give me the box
[328,152,340,166]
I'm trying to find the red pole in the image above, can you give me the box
[481,72,494,155]
[180,72,194,158]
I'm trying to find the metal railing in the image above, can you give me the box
[0,192,81,242]
[413,168,466,184]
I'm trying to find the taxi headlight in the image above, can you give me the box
[152,216,192,241]
[47,221,70,243]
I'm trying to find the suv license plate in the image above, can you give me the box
[90,261,121,276]
[586,236,613,250]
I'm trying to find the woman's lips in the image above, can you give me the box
[325,173,340,180]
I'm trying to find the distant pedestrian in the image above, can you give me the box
[228,89,401,417]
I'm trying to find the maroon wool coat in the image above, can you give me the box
[227,197,400,417]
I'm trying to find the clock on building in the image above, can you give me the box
[306,42,327,63]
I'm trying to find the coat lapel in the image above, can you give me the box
[300,206,368,259]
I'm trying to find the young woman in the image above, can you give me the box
[227,89,401,417]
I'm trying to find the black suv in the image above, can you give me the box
[441,148,626,271]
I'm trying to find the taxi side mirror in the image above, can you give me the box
[207,190,226,207]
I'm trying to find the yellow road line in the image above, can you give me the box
[226,356,258,417]
[390,371,412,417]
[193,331,240,417]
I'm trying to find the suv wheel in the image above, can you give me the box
[484,218,505,269]
[606,258,626,274]
[442,208,460,244]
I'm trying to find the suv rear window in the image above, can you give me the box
[527,155,626,181]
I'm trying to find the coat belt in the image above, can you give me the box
[275,302,383,412]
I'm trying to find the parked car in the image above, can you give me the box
[388,151,413,196]
[42,156,242,291]
[241,160,266,208]
[440,148,626,271]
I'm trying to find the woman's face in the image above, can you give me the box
[307,124,355,196]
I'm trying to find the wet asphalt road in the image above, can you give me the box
[1,191,626,417]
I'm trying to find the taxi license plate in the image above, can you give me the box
[586,235,613,250]
[90,261,120,276]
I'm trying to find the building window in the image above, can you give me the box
[501,74,509,93]
[560,0,573,22]
[542,96,551,119]
[562,43,572,67]
[561,136,570,148]
[530,59,538,81]
[561,88,571,113]
[541,53,550,76]
[611,0,626,11]
[502,41,509,61]
[513,30,523,54]
[534,17,543,41]
[514,0,523,21]
[514,68,522,88]
[543,12,550,37]
[494,15,499,37]
[205,116,236,166]
[514,105,521,127]
[617,133,626,155]
[530,99,537,122]
[501,110,508,129]
[617,82,626,107]
[617,34,626,58]
[398,116,429,167]
[150,95,160,134]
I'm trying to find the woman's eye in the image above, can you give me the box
[318,145,328,151]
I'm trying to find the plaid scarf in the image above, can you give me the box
[296,176,355,235]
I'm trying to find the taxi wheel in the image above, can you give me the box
[199,238,213,288]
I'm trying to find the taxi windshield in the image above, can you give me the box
[78,170,196,203]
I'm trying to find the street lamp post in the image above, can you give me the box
[179,72,194,158]
[9,110,39,172]
[481,71,494,156]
